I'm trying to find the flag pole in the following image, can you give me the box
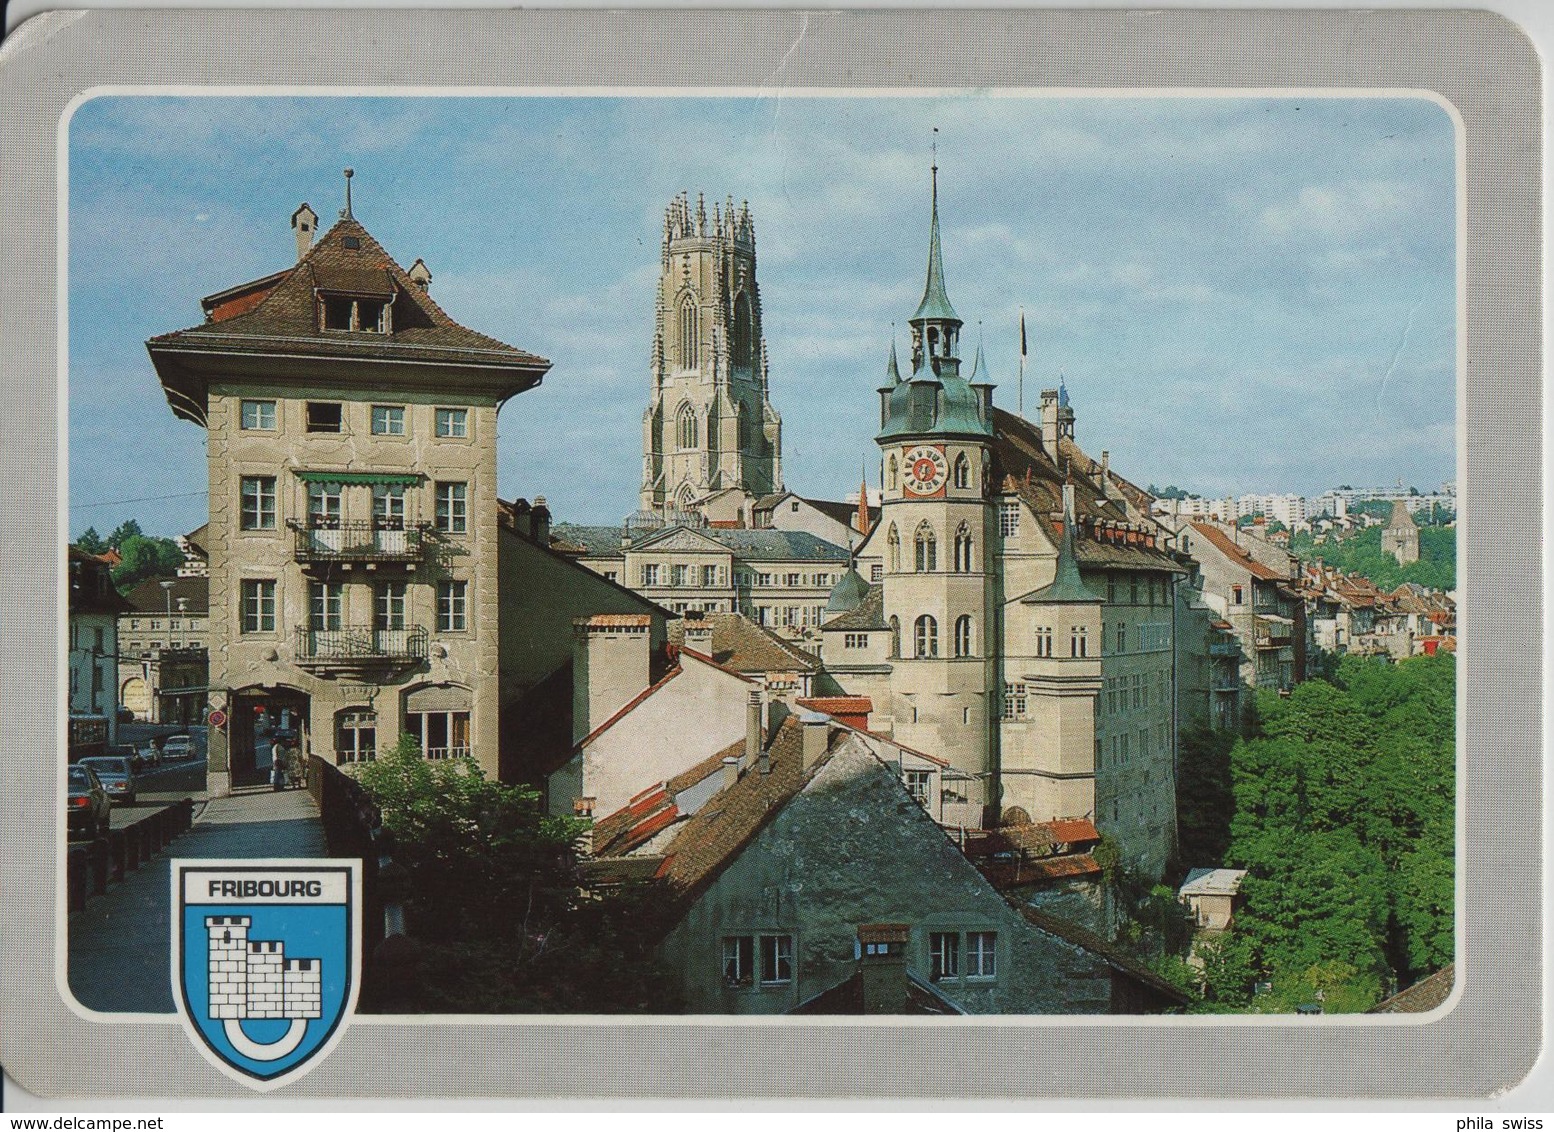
[1018,307,1027,418]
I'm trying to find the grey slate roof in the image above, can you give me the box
[823,583,889,631]
[553,523,849,564]
[825,568,871,614]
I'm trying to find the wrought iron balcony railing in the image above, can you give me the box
[294,624,427,666]
[291,520,428,564]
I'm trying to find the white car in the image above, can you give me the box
[161,734,196,762]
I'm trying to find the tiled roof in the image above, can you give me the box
[1044,818,1101,845]
[1017,905,1191,1005]
[1368,964,1454,1013]
[822,583,889,631]
[979,854,1103,888]
[550,523,849,564]
[121,573,209,615]
[548,524,628,556]
[1189,522,1287,581]
[796,696,873,716]
[1179,867,1247,897]
[668,613,821,674]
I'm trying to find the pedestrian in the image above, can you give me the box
[271,744,286,791]
[287,743,305,790]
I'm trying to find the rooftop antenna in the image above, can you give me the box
[341,168,354,220]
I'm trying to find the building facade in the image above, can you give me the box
[641,193,782,523]
[67,546,127,756]
[148,197,550,792]
[822,166,1183,879]
[117,573,209,724]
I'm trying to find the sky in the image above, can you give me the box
[66,94,1457,538]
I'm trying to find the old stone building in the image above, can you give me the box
[641,193,783,524]
[1381,498,1421,565]
[117,573,209,725]
[821,164,1185,879]
[148,192,550,792]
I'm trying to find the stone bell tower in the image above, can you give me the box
[641,192,783,521]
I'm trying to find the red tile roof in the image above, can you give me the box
[797,696,873,715]
[1189,522,1287,581]
[1043,818,1101,845]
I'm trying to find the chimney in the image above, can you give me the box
[291,203,318,262]
[857,924,911,1015]
[721,756,740,791]
[408,258,432,292]
[1039,389,1060,451]
[801,710,829,771]
[683,611,714,655]
[532,495,551,544]
[571,615,653,745]
[1101,450,1110,482]
[746,689,764,768]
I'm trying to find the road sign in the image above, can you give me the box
[208,709,227,728]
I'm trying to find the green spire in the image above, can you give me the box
[911,161,958,324]
[1024,486,1103,605]
[887,338,901,383]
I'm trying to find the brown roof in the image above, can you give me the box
[796,696,873,715]
[979,853,1104,888]
[1017,905,1191,1005]
[1190,522,1287,581]
[1043,818,1102,845]
[668,612,821,674]
[121,573,209,615]
[148,215,550,424]
[1369,964,1454,1013]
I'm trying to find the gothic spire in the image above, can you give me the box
[912,150,958,324]
[1025,484,1103,605]
[886,337,901,383]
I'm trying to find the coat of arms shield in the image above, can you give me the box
[171,859,361,1090]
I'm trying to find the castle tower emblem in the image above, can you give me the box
[174,861,361,1090]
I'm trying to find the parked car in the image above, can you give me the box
[138,741,162,768]
[67,764,111,840]
[161,734,196,762]
[106,742,144,773]
[77,755,138,804]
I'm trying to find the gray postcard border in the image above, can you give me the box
[0,7,1539,1102]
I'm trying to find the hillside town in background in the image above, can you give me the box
[67,167,1455,1018]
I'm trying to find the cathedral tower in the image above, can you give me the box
[873,161,1000,820]
[641,193,783,521]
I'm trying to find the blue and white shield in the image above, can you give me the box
[172,859,361,1090]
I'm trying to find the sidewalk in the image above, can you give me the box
[68,786,328,1014]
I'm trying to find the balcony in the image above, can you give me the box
[1208,641,1241,657]
[294,625,427,671]
[291,520,428,567]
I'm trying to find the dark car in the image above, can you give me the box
[67,764,111,840]
[107,742,145,772]
[116,705,135,724]
[78,755,138,804]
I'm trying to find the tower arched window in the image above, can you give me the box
[889,616,901,659]
[915,614,939,659]
[886,455,899,492]
[954,615,973,658]
[952,452,970,490]
[679,296,699,369]
[675,402,699,451]
[887,524,901,573]
[914,522,937,572]
[954,522,974,572]
[732,291,753,367]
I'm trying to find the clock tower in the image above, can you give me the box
[872,159,1000,821]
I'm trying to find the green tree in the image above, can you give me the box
[75,526,107,555]
[111,534,185,589]
[1176,725,1236,865]
[108,519,144,547]
[356,737,677,1013]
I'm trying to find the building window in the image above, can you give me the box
[372,483,406,526]
[306,402,343,433]
[310,582,343,632]
[320,294,388,333]
[785,572,802,587]
[240,580,276,633]
[887,525,901,572]
[671,564,689,587]
[1035,625,1053,657]
[1001,683,1027,720]
[722,936,753,987]
[914,615,938,658]
[371,405,406,435]
[435,482,467,534]
[1232,584,1244,605]
[308,482,342,527]
[952,452,970,490]
[437,580,468,632]
[889,616,901,659]
[914,522,937,572]
[641,564,660,587]
[760,934,793,985]
[376,581,407,632]
[1116,622,1126,653]
[701,565,720,587]
[756,572,772,586]
[1107,576,1117,603]
[1070,625,1088,658]
[953,522,974,572]
[999,500,1020,538]
[679,296,700,369]
[435,408,468,438]
[240,476,276,530]
[954,615,973,658]
[930,932,960,981]
[1131,576,1140,604]
[240,399,276,431]
[844,633,868,649]
[337,710,377,764]
[903,769,932,804]
[871,563,884,583]
[1132,674,1142,709]
[675,403,699,450]
[967,932,997,978]
[405,710,470,760]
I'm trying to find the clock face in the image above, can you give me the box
[903,445,949,496]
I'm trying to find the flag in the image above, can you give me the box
[1019,309,1027,359]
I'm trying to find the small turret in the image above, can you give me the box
[290,203,318,262]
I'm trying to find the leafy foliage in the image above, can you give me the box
[1288,523,1455,591]
[111,534,185,589]
[357,736,678,1013]
[1191,654,1455,1012]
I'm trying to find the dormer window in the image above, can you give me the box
[319,293,390,333]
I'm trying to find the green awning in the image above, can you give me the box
[293,470,422,486]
